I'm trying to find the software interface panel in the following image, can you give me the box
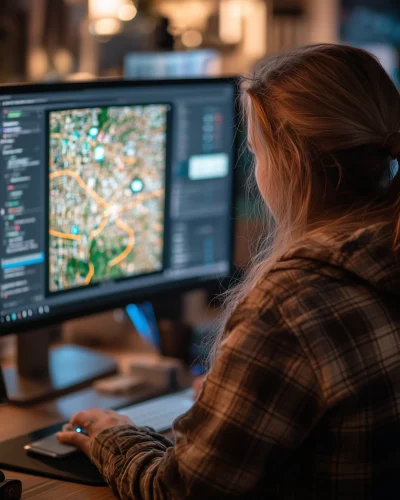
[0,81,235,330]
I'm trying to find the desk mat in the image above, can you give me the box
[0,421,105,486]
[0,385,176,486]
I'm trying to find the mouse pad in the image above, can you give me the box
[0,421,105,486]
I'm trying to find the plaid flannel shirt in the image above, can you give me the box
[91,223,400,499]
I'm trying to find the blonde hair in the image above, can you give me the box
[206,44,400,368]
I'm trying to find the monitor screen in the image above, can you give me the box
[124,50,222,79]
[0,78,237,335]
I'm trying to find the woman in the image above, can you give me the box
[58,44,400,499]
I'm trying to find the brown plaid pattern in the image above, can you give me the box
[91,223,400,499]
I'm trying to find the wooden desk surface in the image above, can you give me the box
[0,341,186,500]
[9,472,115,500]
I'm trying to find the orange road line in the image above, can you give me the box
[87,216,109,256]
[90,217,109,240]
[115,217,133,235]
[50,168,163,215]
[48,170,163,272]
[50,229,81,241]
[123,158,137,165]
[107,217,135,269]
[84,262,95,285]
[50,169,110,209]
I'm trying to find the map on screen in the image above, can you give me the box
[48,104,169,293]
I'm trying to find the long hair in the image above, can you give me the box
[206,44,400,368]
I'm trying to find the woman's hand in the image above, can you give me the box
[57,377,206,456]
[192,375,206,400]
[57,409,134,457]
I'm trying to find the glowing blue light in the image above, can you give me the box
[94,145,105,162]
[131,178,144,193]
[89,127,99,138]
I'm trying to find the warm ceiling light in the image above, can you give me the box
[117,3,137,22]
[28,47,49,82]
[219,0,243,44]
[181,30,203,48]
[89,0,123,35]
[89,0,122,18]
[89,18,121,36]
[53,48,74,77]
[242,0,268,59]
[154,1,216,32]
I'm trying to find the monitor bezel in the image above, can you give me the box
[0,77,240,336]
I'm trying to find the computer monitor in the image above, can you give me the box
[124,50,222,79]
[0,78,238,404]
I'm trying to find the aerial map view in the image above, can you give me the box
[48,104,168,293]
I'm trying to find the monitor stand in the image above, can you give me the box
[1,328,118,406]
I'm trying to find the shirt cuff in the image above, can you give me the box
[90,424,173,473]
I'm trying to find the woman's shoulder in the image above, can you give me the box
[228,223,391,327]
[224,264,325,334]
[229,222,396,331]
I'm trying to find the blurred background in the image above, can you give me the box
[2,0,400,362]
[1,1,400,225]
[1,0,399,206]
[1,0,399,86]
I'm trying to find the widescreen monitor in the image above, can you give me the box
[0,78,237,336]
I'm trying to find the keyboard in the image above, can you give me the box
[25,389,194,458]
[118,388,194,433]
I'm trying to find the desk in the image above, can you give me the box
[1,344,187,500]
[6,472,114,500]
